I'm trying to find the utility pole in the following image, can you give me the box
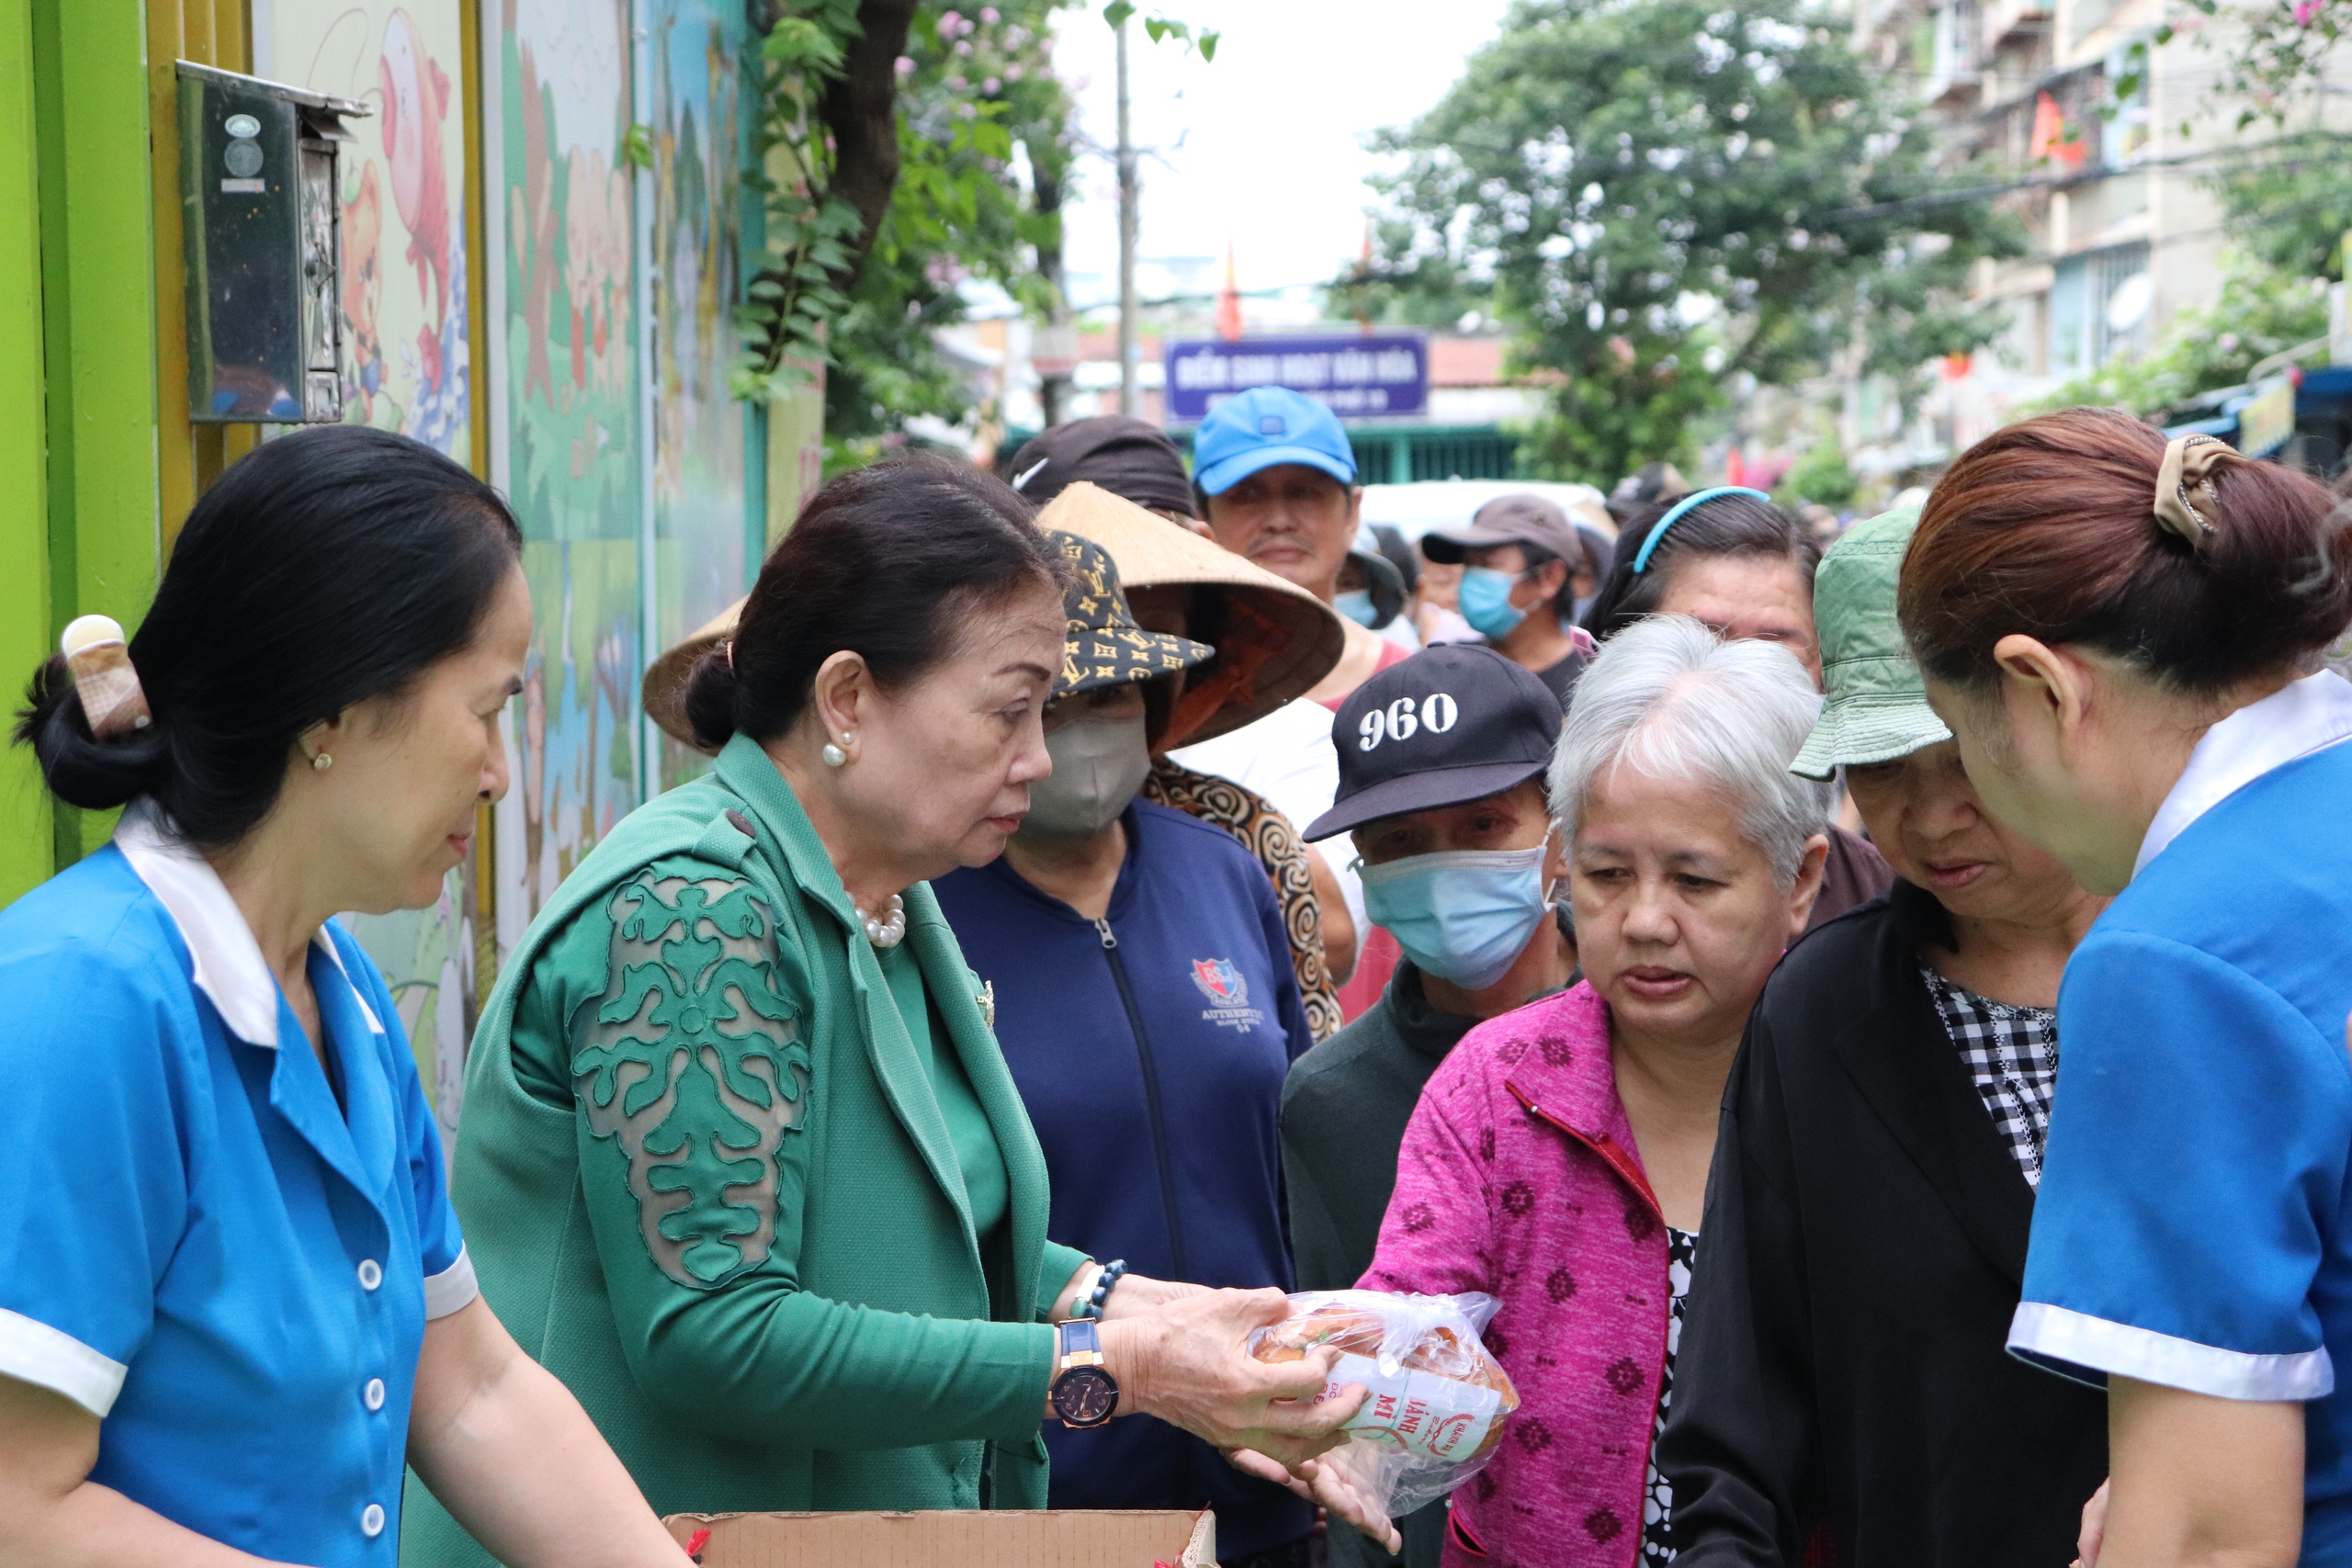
[1115,13,1139,417]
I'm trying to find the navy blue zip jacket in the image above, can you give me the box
[934,798,1315,1555]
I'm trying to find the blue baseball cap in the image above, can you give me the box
[1193,386,1357,496]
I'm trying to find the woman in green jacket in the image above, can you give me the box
[402,460,1359,1566]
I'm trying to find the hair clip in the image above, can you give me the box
[2153,433,2247,547]
[1630,487,1772,573]
[60,615,152,739]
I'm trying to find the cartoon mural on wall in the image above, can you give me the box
[646,0,755,790]
[258,1,479,1137]
[486,0,646,965]
[263,3,471,459]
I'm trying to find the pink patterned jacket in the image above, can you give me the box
[1360,981,1669,1568]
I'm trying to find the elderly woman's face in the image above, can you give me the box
[846,582,1063,873]
[1846,739,2086,922]
[1571,761,1819,1049]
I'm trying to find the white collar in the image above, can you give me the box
[114,805,381,1046]
[2135,670,2352,878]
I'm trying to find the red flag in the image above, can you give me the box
[2030,92,2085,168]
[1216,243,1244,341]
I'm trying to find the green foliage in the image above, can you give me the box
[2159,0,2351,128]
[1778,428,1859,511]
[736,0,868,406]
[2019,254,2330,423]
[2212,134,2352,279]
[1349,0,2020,484]
[740,0,1082,461]
[1102,3,1219,60]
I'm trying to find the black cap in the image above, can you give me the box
[1008,417,1194,517]
[1306,645,1565,840]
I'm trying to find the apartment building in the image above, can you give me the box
[1842,0,2236,475]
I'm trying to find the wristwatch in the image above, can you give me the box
[1048,1318,1120,1428]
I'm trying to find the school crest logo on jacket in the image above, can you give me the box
[1190,957,1267,1032]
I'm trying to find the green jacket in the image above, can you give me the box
[401,736,1086,1566]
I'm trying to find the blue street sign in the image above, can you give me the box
[1165,333,1430,422]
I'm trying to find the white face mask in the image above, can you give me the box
[1022,712,1152,840]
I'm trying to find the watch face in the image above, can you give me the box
[1052,1365,1119,1427]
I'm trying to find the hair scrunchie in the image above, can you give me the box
[2153,433,2251,547]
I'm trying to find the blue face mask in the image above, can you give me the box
[1333,589,1380,627]
[1456,567,1529,639]
[1358,845,1553,990]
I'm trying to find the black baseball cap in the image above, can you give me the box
[1306,645,1565,840]
[1008,417,1194,517]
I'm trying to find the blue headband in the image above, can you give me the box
[1629,486,1772,574]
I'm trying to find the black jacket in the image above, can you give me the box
[1659,881,2108,1566]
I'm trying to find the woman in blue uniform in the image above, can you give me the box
[1898,408,2352,1566]
[0,427,687,1567]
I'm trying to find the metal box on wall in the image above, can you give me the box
[176,61,370,423]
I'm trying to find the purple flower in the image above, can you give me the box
[937,10,963,38]
[895,54,915,74]
[980,5,1001,19]
[983,75,1001,92]
[2297,0,2324,23]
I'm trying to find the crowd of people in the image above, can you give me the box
[3,395,2351,1568]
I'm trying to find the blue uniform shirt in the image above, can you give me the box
[0,810,474,1564]
[934,798,1314,1554]
[2011,672,2352,1561]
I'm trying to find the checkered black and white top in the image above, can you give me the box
[1919,964,2061,1188]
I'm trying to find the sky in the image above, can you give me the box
[1047,0,1518,324]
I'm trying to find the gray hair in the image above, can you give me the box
[1549,615,1834,886]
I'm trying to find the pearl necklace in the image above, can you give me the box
[854,893,907,949]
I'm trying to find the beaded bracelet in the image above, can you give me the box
[1074,1258,1128,1321]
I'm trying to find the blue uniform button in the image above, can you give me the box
[364,1377,386,1411]
[361,1503,386,1538]
[357,1258,382,1292]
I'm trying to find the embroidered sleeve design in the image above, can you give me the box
[572,873,808,1290]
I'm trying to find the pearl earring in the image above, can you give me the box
[822,732,850,768]
[311,751,333,772]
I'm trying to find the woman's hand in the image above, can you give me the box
[1100,1272,1208,1320]
[1227,1445,1401,1553]
[1098,1287,1366,1465]
[2072,1479,2109,1568]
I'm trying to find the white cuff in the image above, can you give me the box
[423,1246,480,1320]
[2009,1301,2335,1401]
[0,1307,130,1416]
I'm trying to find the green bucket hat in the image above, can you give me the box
[1789,505,1953,781]
[1045,528,1215,698]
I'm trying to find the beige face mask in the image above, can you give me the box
[1023,712,1152,840]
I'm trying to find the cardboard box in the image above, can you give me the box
[662,1509,1217,1568]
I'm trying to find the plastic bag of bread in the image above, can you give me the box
[1247,1289,1518,1516]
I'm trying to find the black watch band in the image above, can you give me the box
[1048,1318,1119,1428]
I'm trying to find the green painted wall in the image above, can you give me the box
[0,0,50,898]
[19,0,162,886]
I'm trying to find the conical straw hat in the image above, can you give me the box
[1032,482,1343,745]
[640,479,1346,753]
[641,599,745,753]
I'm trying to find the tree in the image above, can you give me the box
[2212,133,2352,279]
[741,1,1082,462]
[1346,0,2018,483]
